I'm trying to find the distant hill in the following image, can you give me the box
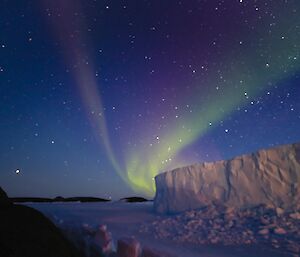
[119,196,151,203]
[11,196,111,203]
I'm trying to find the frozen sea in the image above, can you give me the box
[25,202,288,257]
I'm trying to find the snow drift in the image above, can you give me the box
[154,142,300,213]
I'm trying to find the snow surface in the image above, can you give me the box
[25,202,285,257]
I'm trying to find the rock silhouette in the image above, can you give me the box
[0,187,12,208]
[0,187,83,257]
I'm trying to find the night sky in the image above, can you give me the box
[1,0,300,199]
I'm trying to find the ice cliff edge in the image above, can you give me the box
[154,142,300,213]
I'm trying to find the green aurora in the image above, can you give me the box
[123,11,300,196]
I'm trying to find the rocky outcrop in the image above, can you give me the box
[154,142,300,213]
[0,187,83,257]
[0,187,12,207]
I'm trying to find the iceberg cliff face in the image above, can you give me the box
[154,142,300,213]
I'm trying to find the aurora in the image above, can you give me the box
[124,6,300,196]
[44,0,300,197]
[2,0,299,199]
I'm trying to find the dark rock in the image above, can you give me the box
[0,187,83,257]
[119,197,149,203]
[11,197,54,203]
[0,187,12,208]
[54,196,65,201]
[65,197,110,202]
[11,196,110,203]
